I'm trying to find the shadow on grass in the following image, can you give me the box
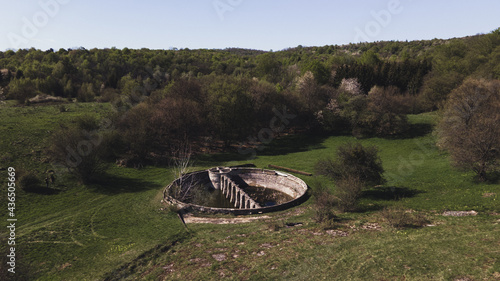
[380,122,434,140]
[397,123,434,139]
[194,134,328,166]
[88,173,162,195]
[362,186,423,201]
[26,186,62,195]
[351,203,385,213]
[194,152,256,167]
[485,171,500,184]
[258,134,327,156]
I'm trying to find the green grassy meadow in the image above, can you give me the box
[0,102,499,280]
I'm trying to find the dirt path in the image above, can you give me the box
[182,214,271,224]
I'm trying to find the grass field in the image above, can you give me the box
[0,102,499,280]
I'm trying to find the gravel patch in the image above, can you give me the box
[326,230,349,237]
[212,254,227,262]
[183,215,270,224]
[442,211,478,217]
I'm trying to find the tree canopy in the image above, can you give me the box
[438,78,500,181]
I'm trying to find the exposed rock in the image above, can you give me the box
[212,253,227,262]
[256,251,265,257]
[28,94,65,104]
[326,230,349,237]
[442,211,478,217]
[361,222,382,230]
[182,214,270,224]
[162,263,175,273]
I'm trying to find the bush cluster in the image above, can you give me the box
[48,115,118,184]
[316,82,411,137]
[381,206,429,228]
[312,184,338,227]
[316,143,385,186]
[315,142,385,212]
[18,172,42,192]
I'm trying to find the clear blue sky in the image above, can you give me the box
[1,0,499,51]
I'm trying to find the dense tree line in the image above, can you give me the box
[333,59,431,95]
[2,29,500,172]
[1,30,499,106]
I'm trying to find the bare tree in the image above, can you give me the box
[171,140,192,181]
[438,78,500,181]
[170,140,197,201]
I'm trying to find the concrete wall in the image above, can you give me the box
[237,171,307,198]
[220,174,260,209]
[164,167,308,215]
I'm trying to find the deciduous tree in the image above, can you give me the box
[437,78,500,181]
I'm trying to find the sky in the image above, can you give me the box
[1,0,499,51]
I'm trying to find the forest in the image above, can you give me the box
[1,27,500,280]
[1,28,500,179]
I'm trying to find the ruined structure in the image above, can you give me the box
[164,167,308,215]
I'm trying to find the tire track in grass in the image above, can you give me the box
[70,218,84,246]
[27,241,77,245]
[20,197,113,246]
[90,201,110,239]
[18,195,108,236]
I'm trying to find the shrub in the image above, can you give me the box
[314,158,336,179]
[312,184,337,227]
[48,123,109,184]
[265,220,284,232]
[315,143,385,212]
[19,172,43,192]
[75,114,100,131]
[316,142,385,187]
[77,82,96,102]
[381,206,429,228]
[334,175,364,212]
